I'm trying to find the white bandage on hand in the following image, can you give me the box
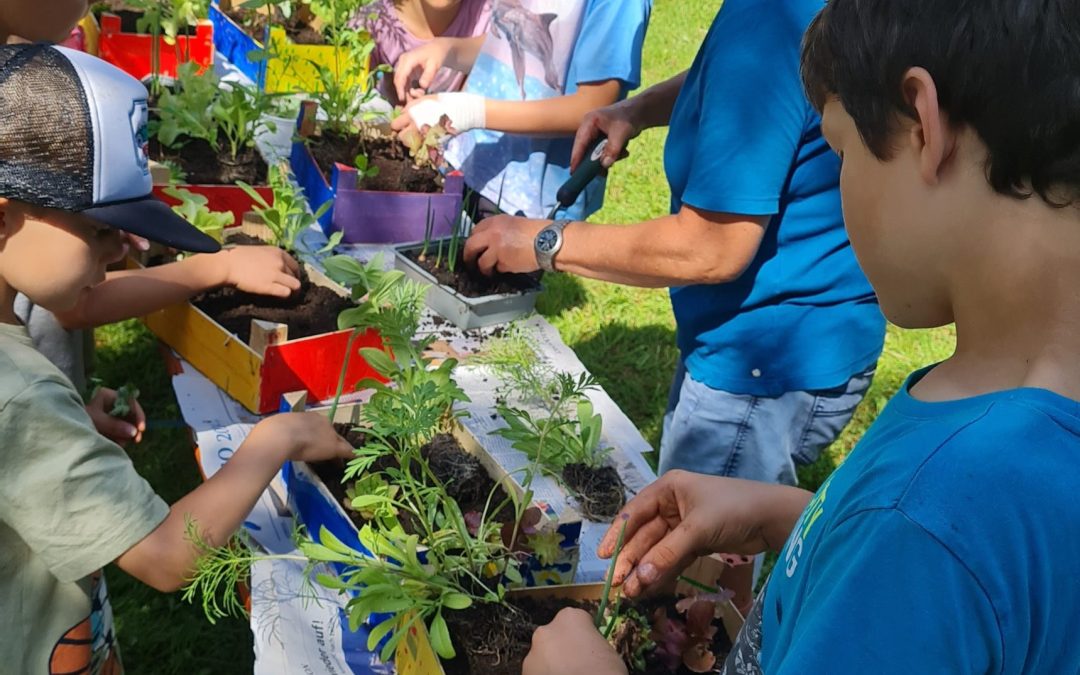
[406,92,486,134]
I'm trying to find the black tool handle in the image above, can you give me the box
[555,134,609,211]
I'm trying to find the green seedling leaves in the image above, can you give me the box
[428,611,455,659]
[110,384,140,418]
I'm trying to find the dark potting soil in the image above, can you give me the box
[149,136,268,185]
[404,248,541,298]
[308,131,442,194]
[563,463,627,522]
[192,266,351,344]
[442,595,733,675]
[224,7,325,44]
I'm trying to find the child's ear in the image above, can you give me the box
[0,197,9,239]
[902,67,957,186]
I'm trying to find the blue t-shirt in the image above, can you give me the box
[664,0,884,396]
[729,368,1080,673]
[445,0,651,219]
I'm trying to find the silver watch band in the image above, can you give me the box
[535,219,571,272]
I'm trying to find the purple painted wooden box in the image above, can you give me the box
[289,124,464,244]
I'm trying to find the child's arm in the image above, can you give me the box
[598,470,811,598]
[393,35,487,102]
[391,80,623,139]
[53,246,301,330]
[114,412,351,592]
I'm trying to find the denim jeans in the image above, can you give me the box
[659,362,876,485]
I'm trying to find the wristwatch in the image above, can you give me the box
[535,219,571,272]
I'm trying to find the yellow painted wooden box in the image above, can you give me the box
[132,256,385,414]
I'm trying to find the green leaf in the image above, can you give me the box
[428,611,455,660]
[441,592,472,610]
[366,615,397,652]
[350,494,393,509]
[359,347,398,378]
[319,230,344,253]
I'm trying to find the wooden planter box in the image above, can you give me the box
[96,12,213,83]
[210,1,369,93]
[149,162,273,226]
[290,105,465,244]
[134,258,386,414]
[281,400,583,588]
[397,556,744,675]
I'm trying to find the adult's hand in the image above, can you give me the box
[86,387,146,446]
[571,98,642,171]
[218,246,301,298]
[599,470,811,598]
[463,215,550,275]
[523,608,628,675]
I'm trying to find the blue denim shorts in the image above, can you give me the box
[659,362,876,485]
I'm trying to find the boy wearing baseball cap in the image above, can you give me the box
[0,1,305,449]
[0,43,352,674]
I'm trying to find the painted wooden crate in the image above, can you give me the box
[282,400,583,588]
[210,1,369,93]
[135,259,385,414]
[96,12,213,83]
[290,104,465,244]
[148,162,272,227]
[397,556,745,675]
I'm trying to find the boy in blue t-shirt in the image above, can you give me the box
[388,0,652,220]
[522,0,1080,673]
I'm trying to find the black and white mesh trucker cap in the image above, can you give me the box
[0,44,220,253]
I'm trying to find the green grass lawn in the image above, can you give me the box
[95,0,955,671]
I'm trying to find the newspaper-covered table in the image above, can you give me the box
[173,244,657,673]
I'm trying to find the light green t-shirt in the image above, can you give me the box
[0,323,169,674]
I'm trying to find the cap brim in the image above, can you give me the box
[81,196,222,254]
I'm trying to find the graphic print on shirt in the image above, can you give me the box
[490,0,560,98]
[782,472,833,578]
[48,572,123,675]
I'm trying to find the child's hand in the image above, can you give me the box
[394,38,456,102]
[598,470,811,598]
[86,387,145,446]
[391,93,486,140]
[523,608,627,675]
[218,246,302,298]
[251,412,353,464]
[571,99,641,171]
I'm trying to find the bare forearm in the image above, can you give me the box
[760,486,814,552]
[56,253,228,329]
[628,70,688,131]
[484,82,622,135]
[117,430,287,591]
[556,210,766,287]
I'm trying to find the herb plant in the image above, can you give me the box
[238,163,332,252]
[162,187,236,234]
[154,63,273,161]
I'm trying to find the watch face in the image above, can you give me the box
[537,228,559,253]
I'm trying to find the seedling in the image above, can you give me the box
[163,187,236,234]
[400,114,454,172]
[353,153,380,181]
[154,63,273,161]
[86,378,140,418]
[238,163,332,253]
[596,514,628,633]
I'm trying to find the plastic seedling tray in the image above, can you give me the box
[393,241,541,330]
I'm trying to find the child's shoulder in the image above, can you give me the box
[0,326,80,411]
